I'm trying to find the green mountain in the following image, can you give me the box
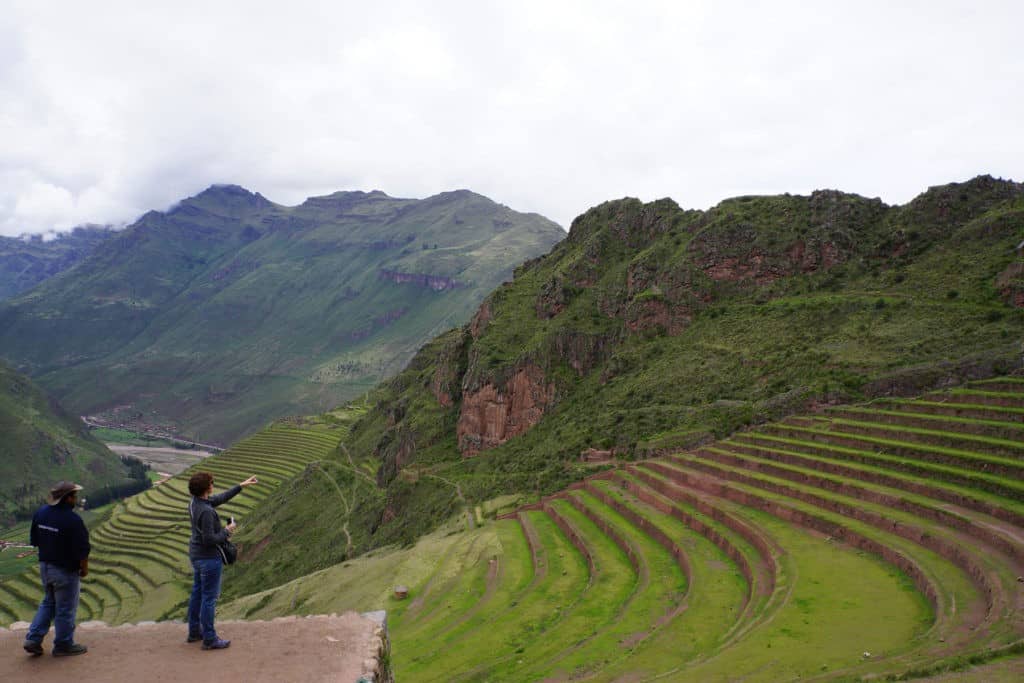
[225,174,1024,595]
[0,226,116,301]
[0,360,148,524]
[0,185,564,445]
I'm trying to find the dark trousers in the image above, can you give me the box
[26,562,81,646]
[187,557,223,642]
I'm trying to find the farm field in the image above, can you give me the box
[0,419,345,626]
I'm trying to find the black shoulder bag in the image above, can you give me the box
[189,499,238,565]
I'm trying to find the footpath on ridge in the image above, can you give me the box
[0,612,390,682]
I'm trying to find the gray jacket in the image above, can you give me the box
[188,485,241,561]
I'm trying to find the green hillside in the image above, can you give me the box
[217,379,1023,681]
[0,360,148,524]
[0,225,116,301]
[0,414,347,625]
[0,186,564,445]
[228,175,1023,594]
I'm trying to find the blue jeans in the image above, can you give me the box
[187,557,223,642]
[26,562,81,647]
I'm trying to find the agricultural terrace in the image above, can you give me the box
[386,376,1024,680]
[0,420,344,626]
[225,377,1022,681]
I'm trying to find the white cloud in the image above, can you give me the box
[0,0,1022,236]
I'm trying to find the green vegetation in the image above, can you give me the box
[3,176,1022,679]
[0,225,115,301]
[0,185,564,445]
[0,416,345,625]
[0,361,149,524]
[242,175,1023,565]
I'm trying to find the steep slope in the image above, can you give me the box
[228,175,1024,592]
[0,225,116,300]
[0,185,564,444]
[0,361,148,524]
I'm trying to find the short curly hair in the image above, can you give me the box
[188,472,214,497]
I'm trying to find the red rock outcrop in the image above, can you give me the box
[469,300,493,339]
[457,364,555,456]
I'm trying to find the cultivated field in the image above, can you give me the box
[0,420,344,626]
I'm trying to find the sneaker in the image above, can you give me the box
[23,640,43,656]
[186,633,203,643]
[52,643,88,657]
[202,638,231,650]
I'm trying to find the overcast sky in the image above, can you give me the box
[1,1,1022,236]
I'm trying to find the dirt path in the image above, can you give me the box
[0,614,384,682]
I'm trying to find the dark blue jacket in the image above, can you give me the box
[30,502,91,572]
[188,485,241,561]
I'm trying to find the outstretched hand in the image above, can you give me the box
[240,475,259,487]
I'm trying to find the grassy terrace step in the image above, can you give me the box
[675,503,934,682]
[389,530,496,639]
[733,432,1024,504]
[0,596,19,622]
[596,468,936,681]
[968,377,1024,392]
[932,389,1024,408]
[392,521,533,674]
[876,398,1024,423]
[91,527,186,560]
[556,490,689,672]
[719,437,1024,528]
[689,447,1024,559]
[639,460,995,645]
[583,478,752,676]
[88,560,159,590]
[609,468,789,645]
[828,406,1024,440]
[89,540,186,575]
[105,512,187,537]
[398,511,589,682]
[814,415,1024,460]
[664,454,1021,633]
[0,578,37,611]
[183,460,294,483]
[763,423,1024,479]
[606,470,778,610]
[484,498,637,681]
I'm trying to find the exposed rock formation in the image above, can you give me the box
[457,363,555,456]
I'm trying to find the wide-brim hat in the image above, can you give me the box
[47,481,83,505]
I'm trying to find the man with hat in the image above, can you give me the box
[22,481,91,657]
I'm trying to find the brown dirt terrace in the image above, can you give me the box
[0,612,390,682]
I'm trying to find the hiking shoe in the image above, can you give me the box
[52,643,88,657]
[202,638,231,650]
[186,633,203,643]
[23,640,43,656]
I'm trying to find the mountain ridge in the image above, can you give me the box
[0,185,565,444]
[222,174,1024,596]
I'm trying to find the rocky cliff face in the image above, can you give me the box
[405,176,1024,463]
[245,175,1024,563]
[456,363,555,456]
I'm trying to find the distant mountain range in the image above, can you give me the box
[0,185,564,445]
[0,360,148,524]
[0,226,116,300]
